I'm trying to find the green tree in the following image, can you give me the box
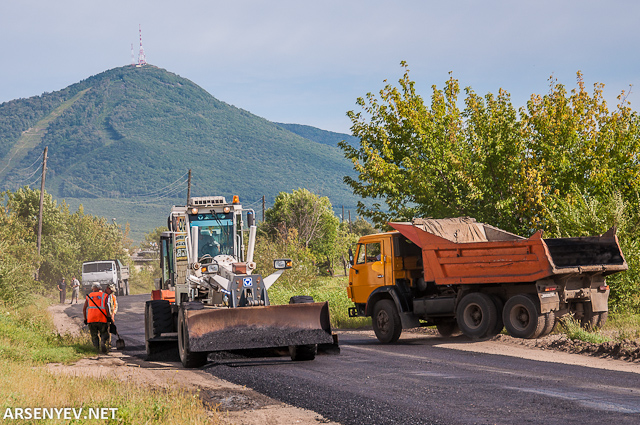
[2,187,130,291]
[0,203,40,304]
[140,226,168,252]
[341,63,640,235]
[264,188,339,256]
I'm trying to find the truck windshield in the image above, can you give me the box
[189,213,234,258]
[83,262,114,273]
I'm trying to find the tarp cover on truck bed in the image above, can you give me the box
[412,217,524,243]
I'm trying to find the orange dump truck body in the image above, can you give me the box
[388,218,627,286]
[348,217,628,342]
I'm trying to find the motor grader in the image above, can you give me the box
[145,195,335,367]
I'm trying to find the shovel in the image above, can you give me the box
[109,321,126,350]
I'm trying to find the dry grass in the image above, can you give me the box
[0,297,225,424]
[0,362,222,424]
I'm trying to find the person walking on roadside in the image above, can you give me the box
[70,275,80,304]
[83,283,110,353]
[105,284,118,322]
[57,277,67,304]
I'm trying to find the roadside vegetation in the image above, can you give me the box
[0,189,217,423]
[0,299,217,424]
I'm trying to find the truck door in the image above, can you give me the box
[350,238,388,303]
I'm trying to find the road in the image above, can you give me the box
[64,294,640,425]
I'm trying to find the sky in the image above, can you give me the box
[1,0,639,134]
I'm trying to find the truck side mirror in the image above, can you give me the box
[348,248,354,266]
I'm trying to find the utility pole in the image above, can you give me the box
[187,169,191,205]
[342,205,345,223]
[348,210,352,233]
[36,147,48,280]
[262,195,266,222]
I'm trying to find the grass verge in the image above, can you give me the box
[559,315,613,344]
[0,297,220,424]
[269,275,370,329]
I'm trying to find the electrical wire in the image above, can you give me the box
[11,164,42,184]
[12,150,44,173]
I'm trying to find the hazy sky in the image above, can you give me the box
[1,1,639,133]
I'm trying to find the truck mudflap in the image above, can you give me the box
[183,302,334,352]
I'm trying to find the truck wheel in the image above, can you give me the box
[436,319,458,337]
[456,293,497,339]
[538,310,556,337]
[597,311,608,328]
[486,295,505,337]
[288,295,318,360]
[581,303,606,330]
[503,294,545,339]
[372,299,402,343]
[145,300,172,356]
[178,307,208,368]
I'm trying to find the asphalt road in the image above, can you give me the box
[63,294,640,425]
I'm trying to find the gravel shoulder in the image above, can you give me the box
[46,303,339,425]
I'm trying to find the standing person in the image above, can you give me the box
[83,283,110,353]
[105,284,118,322]
[56,278,67,304]
[70,275,80,304]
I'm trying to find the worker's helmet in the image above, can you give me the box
[108,284,117,291]
[92,282,101,290]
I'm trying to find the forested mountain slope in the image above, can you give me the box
[0,65,358,240]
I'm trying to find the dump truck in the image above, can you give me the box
[81,259,130,296]
[347,217,628,342]
[145,196,335,367]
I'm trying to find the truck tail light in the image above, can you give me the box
[543,286,557,292]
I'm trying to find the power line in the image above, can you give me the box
[13,150,44,173]
[57,171,189,200]
[12,164,42,184]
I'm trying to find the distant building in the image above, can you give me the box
[131,249,157,271]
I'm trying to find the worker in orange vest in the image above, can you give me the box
[83,282,110,353]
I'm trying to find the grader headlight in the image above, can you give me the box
[274,259,293,270]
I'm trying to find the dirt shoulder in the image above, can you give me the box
[46,304,338,425]
[405,327,640,372]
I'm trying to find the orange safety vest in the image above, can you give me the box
[87,291,108,323]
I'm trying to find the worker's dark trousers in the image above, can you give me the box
[88,322,110,353]
[59,290,66,304]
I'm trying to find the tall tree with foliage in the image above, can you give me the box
[341,63,640,236]
[2,187,130,291]
[341,63,640,311]
[263,188,341,275]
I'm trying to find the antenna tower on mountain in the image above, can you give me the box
[137,24,147,67]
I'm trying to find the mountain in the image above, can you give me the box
[0,65,359,241]
[274,123,359,148]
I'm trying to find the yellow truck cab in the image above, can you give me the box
[348,231,425,342]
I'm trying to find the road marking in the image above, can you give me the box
[503,386,640,414]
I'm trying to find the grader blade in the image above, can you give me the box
[184,302,334,352]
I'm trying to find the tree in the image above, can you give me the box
[341,64,640,312]
[264,188,339,254]
[2,187,130,290]
[140,226,168,252]
[263,188,341,275]
[341,63,640,236]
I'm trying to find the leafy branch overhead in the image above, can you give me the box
[340,63,640,236]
